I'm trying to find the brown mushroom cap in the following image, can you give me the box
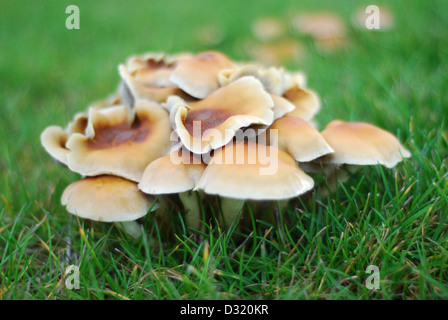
[168,76,274,154]
[170,51,236,99]
[139,150,206,195]
[194,141,314,200]
[40,126,69,166]
[267,116,334,162]
[61,175,156,222]
[321,120,411,168]
[66,100,171,182]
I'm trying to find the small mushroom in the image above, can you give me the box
[320,120,411,168]
[167,76,274,154]
[139,149,206,230]
[266,116,334,162]
[61,175,158,238]
[169,51,236,99]
[252,17,286,42]
[66,100,171,182]
[194,141,314,227]
[291,12,347,45]
[40,126,69,166]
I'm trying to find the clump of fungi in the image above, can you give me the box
[41,51,410,239]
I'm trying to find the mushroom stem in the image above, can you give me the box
[178,190,203,230]
[220,197,246,228]
[116,221,143,239]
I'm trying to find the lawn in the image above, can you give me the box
[1,0,447,300]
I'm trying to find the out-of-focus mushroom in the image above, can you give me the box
[266,116,334,162]
[169,51,236,99]
[244,39,305,66]
[194,141,314,227]
[291,12,347,46]
[167,76,274,154]
[139,149,206,230]
[40,126,69,166]
[61,175,158,238]
[66,100,171,182]
[320,120,411,168]
[252,17,286,42]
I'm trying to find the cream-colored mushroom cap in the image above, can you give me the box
[218,64,287,96]
[194,141,314,200]
[139,150,206,195]
[119,64,191,105]
[284,85,320,121]
[40,126,69,166]
[170,51,236,99]
[169,76,274,154]
[61,175,157,222]
[267,116,334,162]
[321,120,411,168]
[66,100,171,182]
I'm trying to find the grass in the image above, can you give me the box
[1,0,447,300]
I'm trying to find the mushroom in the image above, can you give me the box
[124,52,191,88]
[283,83,320,122]
[194,141,314,227]
[265,115,334,162]
[320,120,411,168]
[40,126,69,166]
[167,76,274,154]
[218,64,287,96]
[118,64,192,106]
[61,175,158,239]
[252,17,286,42]
[139,149,206,230]
[291,11,347,50]
[66,100,171,182]
[169,51,236,99]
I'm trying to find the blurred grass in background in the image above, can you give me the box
[0,0,447,299]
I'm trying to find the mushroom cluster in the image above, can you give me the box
[41,50,410,237]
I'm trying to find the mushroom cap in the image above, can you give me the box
[321,120,411,168]
[218,64,287,96]
[292,12,346,40]
[40,126,69,166]
[66,112,88,136]
[139,149,206,195]
[267,116,334,162]
[61,175,157,222]
[168,76,274,154]
[170,51,236,99]
[284,85,321,121]
[118,64,191,105]
[194,141,314,200]
[66,100,172,182]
